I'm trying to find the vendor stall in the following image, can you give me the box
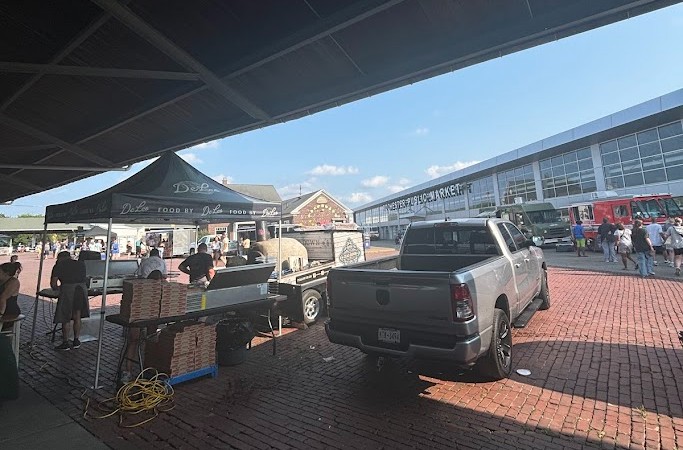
[31,151,282,388]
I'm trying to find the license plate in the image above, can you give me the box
[377,328,400,344]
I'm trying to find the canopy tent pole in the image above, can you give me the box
[29,222,49,347]
[92,217,113,389]
[277,219,282,282]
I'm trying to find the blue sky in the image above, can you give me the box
[3,4,683,217]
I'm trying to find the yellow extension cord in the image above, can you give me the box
[82,368,175,428]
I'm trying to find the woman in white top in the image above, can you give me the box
[614,222,638,270]
[664,217,683,276]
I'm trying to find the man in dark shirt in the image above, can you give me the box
[178,243,214,283]
[597,217,617,263]
[632,219,655,278]
[50,251,89,350]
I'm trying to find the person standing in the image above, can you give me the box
[221,233,231,266]
[614,222,637,270]
[51,251,89,350]
[573,220,587,257]
[210,236,222,266]
[597,217,617,263]
[0,262,22,329]
[632,219,655,278]
[241,233,251,257]
[178,243,214,283]
[664,217,683,276]
[645,217,664,266]
[111,238,120,259]
[662,218,675,266]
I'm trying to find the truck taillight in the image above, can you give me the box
[450,284,474,322]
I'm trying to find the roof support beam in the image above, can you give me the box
[0,62,201,81]
[0,11,112,112]
[91,0,271,121]
[0,163,128,172]
[76,0,404,147]
[0,173,43,191]
[225,0,406,79]
[0,114,114,167]
[2,144,59,152]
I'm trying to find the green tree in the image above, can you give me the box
[17,213,44,218]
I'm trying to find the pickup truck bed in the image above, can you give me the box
[325,218,549,380]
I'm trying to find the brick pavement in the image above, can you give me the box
[7,253,683,449]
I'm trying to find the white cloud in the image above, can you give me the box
[277,179,316,199]
[189,140,220,150]
[308,164,359,176]
[413,127,429,136]
[387,177,412,194]
[425,161,480,179]
[179,152,202,164]
[361,176,389,188]
[212,174,234,185]
[346,192,373,204]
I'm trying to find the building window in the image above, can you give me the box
[497,164,536,205]
[469,176,495,210]
[540,147,595,199]
[600,120,683,190]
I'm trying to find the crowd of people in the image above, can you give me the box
[573,216,683,277]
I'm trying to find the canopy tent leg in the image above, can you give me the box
[92,217,113,389]
[29,222,49,347]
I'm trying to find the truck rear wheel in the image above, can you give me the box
[477,309,512,380]
[302,290,322,325]
[538,270,550,310]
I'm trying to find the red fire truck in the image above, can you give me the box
[568,193,682,250]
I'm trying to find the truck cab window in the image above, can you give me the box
[662,198,683,217]
[497,224,516,253]
[402,228,435,255]
[633,199,665,219]
[613,205,629,218]
[504,223,528,250]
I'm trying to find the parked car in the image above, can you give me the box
[325,218,550,380]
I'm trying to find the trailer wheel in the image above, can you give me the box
[476,309,512,380]
[301,290,322,325]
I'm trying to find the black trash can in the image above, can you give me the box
[215,318,255,367]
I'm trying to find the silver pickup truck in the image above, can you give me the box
[325,218,550,380]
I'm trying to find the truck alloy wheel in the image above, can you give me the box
[302,290,322,325]
[495,316,512,372]
[477,309,512,380]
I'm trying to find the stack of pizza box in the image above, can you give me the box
[145,322,217,376]
[120,279,162,321]
[159,282,188,317]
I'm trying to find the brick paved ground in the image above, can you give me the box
[7,253,683,449]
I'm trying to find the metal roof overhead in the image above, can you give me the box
[0,0,678,203]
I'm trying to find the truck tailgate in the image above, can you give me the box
[328,269,454,330]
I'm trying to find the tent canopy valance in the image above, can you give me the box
[45,152,281,224]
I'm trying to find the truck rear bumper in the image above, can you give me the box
[325,321,481,364]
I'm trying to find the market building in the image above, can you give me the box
[354,89,683,240]
[280,190,352,227]
[207,186,352,237]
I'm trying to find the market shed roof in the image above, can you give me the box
[1,0,678,203]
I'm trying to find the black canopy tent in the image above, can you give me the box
[83,226,117,240]
[32,152,282,388]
